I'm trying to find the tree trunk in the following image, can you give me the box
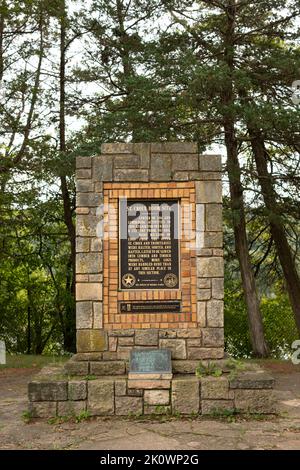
[222,0,269,356]
[59,4,76,352]
[249,128,300,335]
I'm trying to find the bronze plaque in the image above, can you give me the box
[119,199,180,290]
[120,301,181,314]
[130,349,172,374]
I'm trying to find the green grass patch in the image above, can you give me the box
[0,354,69,370]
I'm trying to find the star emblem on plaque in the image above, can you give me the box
[122,273,136,288]
[163,273,178,288]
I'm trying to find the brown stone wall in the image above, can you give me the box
[75,143,224,360]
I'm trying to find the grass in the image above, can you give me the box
[0,354,69,370]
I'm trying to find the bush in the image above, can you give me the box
[224,283,298,358]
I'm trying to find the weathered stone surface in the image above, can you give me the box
[108,329,135,337]
[144,390,170,406]
[114,169,148,182]
[76,214,98,237]
[101,143,133,154]
[76,156,92,169]
[115,396,143,416]
[128,373,173,380]
[197,289,211,300]
[158,329,177,339]
[93,302,103,329]
[76,207,90,215]
[118,337,134,346]
[28,381,68,402]
[150,154,171,181]
[29,401,57,418]
[76,168,92,179]
[76,302,93,329]
[196,181,222,203]
[64,360,89,376]
[201,399,234,415]
[203,232,223,248]
[76,192,103,207]
[128,379,170,389]
[234,389,276,414]
[212,278,224,299]
[76,329,107,353]
[68,381,87,401]
[144,405,171,415]
[71,352,102,362]
[206,300,224,327]
[197,302,206,327]
[230,372,275,390]
[172,379,200,414]
[114,154,140,168]
[172,360,199,374]
[57,400,86,416]
[90,361,125,375]
[197,257,224,278]
[176,329,201,339]
[102,351,118,361]
[117,346,131,360]
[206,204,222,232]
[133,143,150,168]
[172,154,199,171]
[159,339,187,359]
[187,338,201,347]
[201,377,231,400]
[173,171,189,181]
[198,279,211,289]
[199,154,222,172]
[93,155,113,181]
[202,328,224,347]
[76,180,94,193]
[87,380,114,415]
[151,142,198,153]
[187,348,224,360]
[90,238,102,252]
[76,237,90,253]
[76,253,102,274]
[127,388,143,397]
[115,379,127,396]
[76,283,102,301]
[135,329,158,346]
[109,336,118,351]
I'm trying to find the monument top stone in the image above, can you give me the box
[0,340,6,365]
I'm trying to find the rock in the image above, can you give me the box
[172,378,200,414]
[135,329,158,346]
[90,361,125,375]
[144,390,170,406]
[64,360,89,376]
[57,401,86,416]
[29,401,57,418]
[159,339,187,359]
[206,301,224,327]
[68,381,87,401]
[201,399,234,415]
[115,380,127,396]
[28,381,67,402]
[87,380,114,415]
[115,397,143,416]
[201,377,232,400]
[234,389,276,414]
[230,372,275,389]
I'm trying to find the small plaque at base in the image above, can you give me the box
[129,349,172,375]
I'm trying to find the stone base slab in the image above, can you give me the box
[28,364,276,418]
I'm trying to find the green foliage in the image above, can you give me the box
[225,282,298,358]
[195,361,223,378]
[22,410,33,424]
[75,410,91,423]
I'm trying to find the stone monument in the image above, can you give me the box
[27,143,276,418]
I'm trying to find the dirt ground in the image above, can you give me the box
[0,362,300,450]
